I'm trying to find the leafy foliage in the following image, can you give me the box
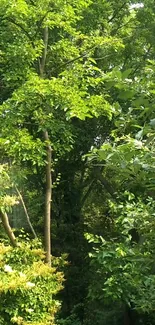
[1,0,155,325]
[0,240,64,325]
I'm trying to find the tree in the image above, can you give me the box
[1,1,155,324]
[0,0,116,258]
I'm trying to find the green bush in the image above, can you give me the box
[0,240,64,325]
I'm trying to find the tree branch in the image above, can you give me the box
[81,179,96,207]
[97,174,116,198]
[7,18,34,43]
[58,44,97,71]
[130,44,152,77]
[15,186,37,239]
[108,2,127,23]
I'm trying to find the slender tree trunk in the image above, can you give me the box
[44,130,52,265]
[0,209,17,247]
[39,27,48,78]
[39,26,52,265]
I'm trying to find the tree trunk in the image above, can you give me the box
[0,209,17,247]
[39,26,52,265]
[124,308,130,325]
[39,26,48,78]
[44,130,52,265]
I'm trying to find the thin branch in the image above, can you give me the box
[57,25,153,72]
[58,44,96,70]
[7,18,34,43]
[97,175,116,198]
[108,2,127,23]
[15,186,37,239]
[81,179,96,207]
[93,54,113,61]
[130,45,152,77]
[94,166,116,198]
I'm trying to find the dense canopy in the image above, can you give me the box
[0,1,155,324]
